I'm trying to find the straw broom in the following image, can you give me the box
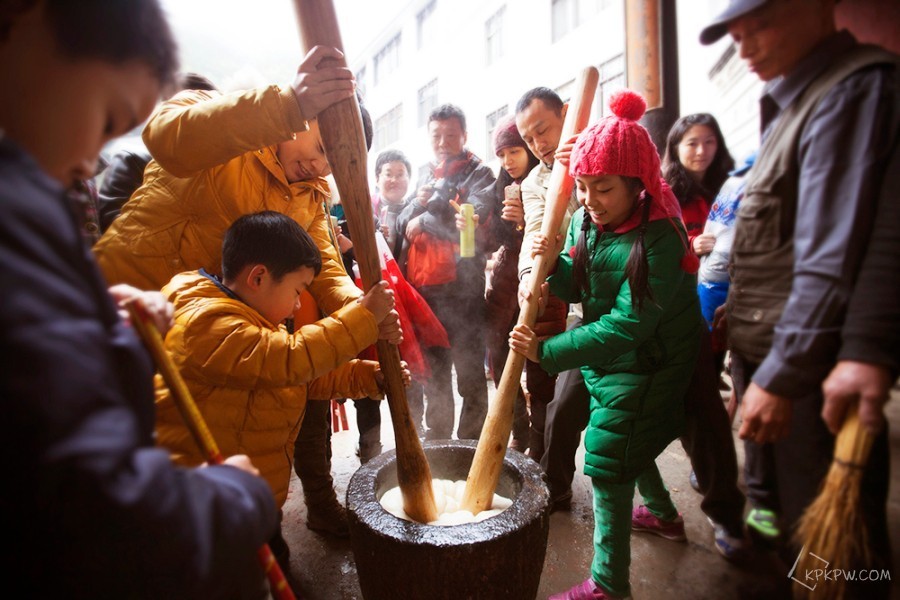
[124,298,297,600]
[791,402,874,599]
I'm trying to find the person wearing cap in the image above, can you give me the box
[511,89,702,600]
[701,0,898,590]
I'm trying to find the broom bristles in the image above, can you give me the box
[791,403,874,599]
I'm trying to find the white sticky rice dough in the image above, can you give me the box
[380,479,513,526]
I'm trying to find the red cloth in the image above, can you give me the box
[355,233,449,380]
[681,194,712,248]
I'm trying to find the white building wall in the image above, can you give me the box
[708,46,764,161]
[353,0,626,181]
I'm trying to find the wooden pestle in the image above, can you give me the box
[461,66,599,514]
[291,0,438,524]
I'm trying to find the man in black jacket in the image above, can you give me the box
[397,104,497,440]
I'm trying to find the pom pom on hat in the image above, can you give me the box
[609,89,647,122]
[492,115,528,156]
[569,88,662,202]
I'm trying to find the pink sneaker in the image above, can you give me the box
[548,578,629,600]
[631,505,686,541]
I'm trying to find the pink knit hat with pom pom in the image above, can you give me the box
[569,89,662,201]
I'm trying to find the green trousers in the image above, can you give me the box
[590,462,678,597]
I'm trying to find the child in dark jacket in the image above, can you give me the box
[511,90,701,600]
[0,2,279,597]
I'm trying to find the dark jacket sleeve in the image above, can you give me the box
[472,178,512,255]
[464,163,500,254]
[97,147,152,232]
[753,64,900,397]
[837,139,900,374]
[0,145,277,597]
[396,165,431,243]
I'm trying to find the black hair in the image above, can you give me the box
[428,103,466,133]
[178,72,217,92]
[488,149,539,247]
[515,87,564,117]
[374,149,411,179]
[571,176,654,311]
[222,211,322,281]
[358,93,374,151]
[2,0,180,89]
[661,113,735,207]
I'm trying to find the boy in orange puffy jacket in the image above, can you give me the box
[154,211,408,572]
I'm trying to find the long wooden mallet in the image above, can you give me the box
[461,67,599,514]
[124,299,297,600]
[291,0,438,524]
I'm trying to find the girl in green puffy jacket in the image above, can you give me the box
[510,90,701,600]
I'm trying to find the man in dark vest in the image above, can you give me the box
[701,0,898,596]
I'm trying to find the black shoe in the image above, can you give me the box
[549,491,573,514]
[356,441,383,464]
[267,529,291,571]
[306,499,350,538]
[689,470,700,493]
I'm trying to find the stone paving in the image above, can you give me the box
[281,373,900,599]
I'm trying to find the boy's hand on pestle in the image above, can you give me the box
[291,45,355,120]
[109,284,175,336]
[374,360,411,392]
[360,281,403,345]
[359,281,394,320]
[205,454,261,477]
[377,310,403,345]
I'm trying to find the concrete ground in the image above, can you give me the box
[281,374,900,599]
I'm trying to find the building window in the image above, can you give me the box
[484,6,505,66]
[552,0,607,42]
[485,104,508,158]
[374,104,403,152]
[555,79,574,103]
[374,33,401,86]
[417,79,439,127]
[417,1,436,49]
[551,0,576,42]
[578,0,603,18]
[597,53,625,116]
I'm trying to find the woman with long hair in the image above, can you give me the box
[662,113,734,257]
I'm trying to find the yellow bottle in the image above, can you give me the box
[460,203,475,258]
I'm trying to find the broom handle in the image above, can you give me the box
[833,402,874,467]
[125,299,297,600]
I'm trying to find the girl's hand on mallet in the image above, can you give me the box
[509,323,540,363]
